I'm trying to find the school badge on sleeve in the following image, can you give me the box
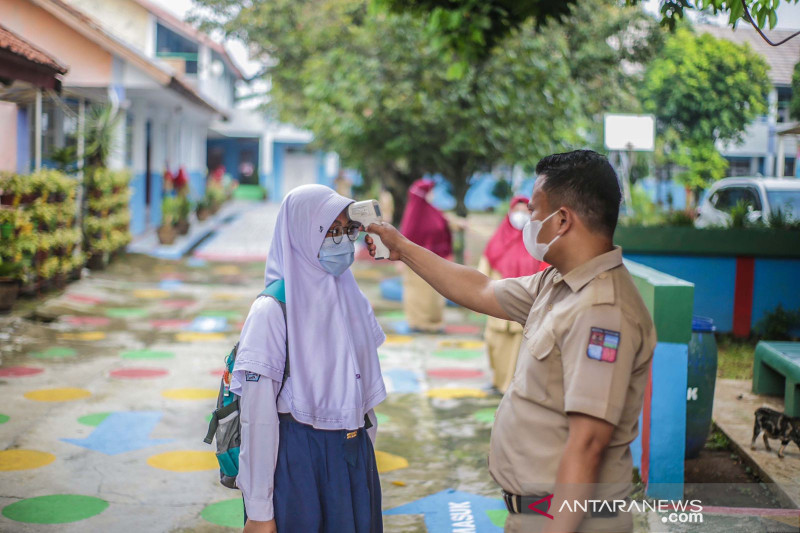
[587,327,619,363]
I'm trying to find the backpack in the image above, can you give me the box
[203,279,289,489]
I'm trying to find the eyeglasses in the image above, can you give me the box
[327,223,361,244]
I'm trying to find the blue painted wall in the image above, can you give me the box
[129,172,147,236]
[646,342,688,500]
[150,170,163,228]
[625,254,737,332]
[189,170,205,202]
[16,107,29,174]
[752,258,800,328]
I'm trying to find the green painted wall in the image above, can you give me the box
[625,260,694,344]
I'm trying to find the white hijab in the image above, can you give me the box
[264,185,386,430]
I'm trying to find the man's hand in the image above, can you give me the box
[243,518,276,533]
[365,222,406,261]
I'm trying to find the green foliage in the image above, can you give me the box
[175,195,193,221]
[664,209,695,227]
[161,196,179,226]
[729,199,751,228]
[767,206,800,229]
[621,183,663,226]
[191,0,655,230]
[491,179,513,202]
[85,104,124,169]
[642,28,768,196]
[755,304,800,341]
[642,27,770,145]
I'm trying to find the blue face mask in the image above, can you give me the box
[319,236,355,276]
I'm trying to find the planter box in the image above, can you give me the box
[615,226,800,258]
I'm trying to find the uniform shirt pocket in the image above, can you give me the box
[517,328,556,401]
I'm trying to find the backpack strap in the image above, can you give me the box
[259,280,289,396]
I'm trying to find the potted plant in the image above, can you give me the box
[175,194,192,235]
[0,257,21,312]
[158,196,179,245]
[196,195,211,221]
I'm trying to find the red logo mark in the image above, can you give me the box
[528,494,555,520]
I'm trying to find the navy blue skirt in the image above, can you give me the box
[246,413,383,533]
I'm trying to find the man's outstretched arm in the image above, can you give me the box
[366,223,511,320]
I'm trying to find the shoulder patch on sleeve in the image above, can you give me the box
[587,327,619,363]
[245,372,260,382]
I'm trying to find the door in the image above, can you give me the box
[282,147,317,194]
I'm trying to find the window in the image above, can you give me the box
[155,23,198,73]
[712,186,762,212]
[726,157,752,177]
[777,87,792,123]
[766,189,800,217]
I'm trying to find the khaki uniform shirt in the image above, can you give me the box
[489,247,656,514]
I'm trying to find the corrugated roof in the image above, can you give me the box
[0,23,67,74]
[699,24,800,86]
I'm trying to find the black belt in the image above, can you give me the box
[502,491,618,518]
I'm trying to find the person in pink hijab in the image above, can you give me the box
[477,196,548,393]
[399,179,453,332]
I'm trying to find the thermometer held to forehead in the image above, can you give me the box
[347,200,389,260]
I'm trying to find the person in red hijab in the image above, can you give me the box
[399,179,453,332]
[477,196,548,393]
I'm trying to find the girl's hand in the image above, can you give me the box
[243,519,277,533]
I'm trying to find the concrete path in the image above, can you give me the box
[1,211,799,532]
[713,378,800,509]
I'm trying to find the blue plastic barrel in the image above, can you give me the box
[685,316,718,458]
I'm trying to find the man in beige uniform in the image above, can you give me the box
[368,150,656,533]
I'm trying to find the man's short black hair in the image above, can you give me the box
[535,150,621,238]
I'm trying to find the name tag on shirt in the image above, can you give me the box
[245,372,260,382]
[587,327,619,363]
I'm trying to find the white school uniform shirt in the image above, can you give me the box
[231,297,378,522]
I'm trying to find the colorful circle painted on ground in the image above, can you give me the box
[209,369,224,377]
[147,450,217,472]
[1,494,108,524]
[31,347,77,359]
[132,289,170,299]
[426,368,485,380]
[375,450,409,473]
[24,388,91,402]
[59,331,106,341]
[78,413,110,426]
[201,498,244,528]
[212,293,241,301]
[384,335,414,345]
[213,265,241,276]
[379,310,407,320]
[375,412,391,425]
[162,388,218,400]
[432,349,483,360]
[105,308,148,319]
[150,319,191,329]
[426,388,488,400]
[437,340,485,350]
[0,414,9,424]
[66,293,104,305]
[110,368,169,379]
[0,449,56,471]
[63,316,111,327]
[162,299,195,309]
[0,366,44,377]
[120,349,175,360]
[474,408,497,424]
[199,310,241,319]
[444,324,482,335]
[175,332,227,342]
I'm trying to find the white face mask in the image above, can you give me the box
[509,211,529,231]
[522,210,561,261]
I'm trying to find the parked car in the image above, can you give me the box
[695,177,800,228]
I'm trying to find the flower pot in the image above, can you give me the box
[0,278,19,312]
[157,224,177,245]
[87,252,108,270]
[196,208,210,221]
[69,267,83,281]
[176,219,190,235]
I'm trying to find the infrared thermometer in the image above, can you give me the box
[348,200,390,260]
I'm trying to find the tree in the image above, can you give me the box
[378,0,798,76]
[191,0,656,263]
[641,27,770,200]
